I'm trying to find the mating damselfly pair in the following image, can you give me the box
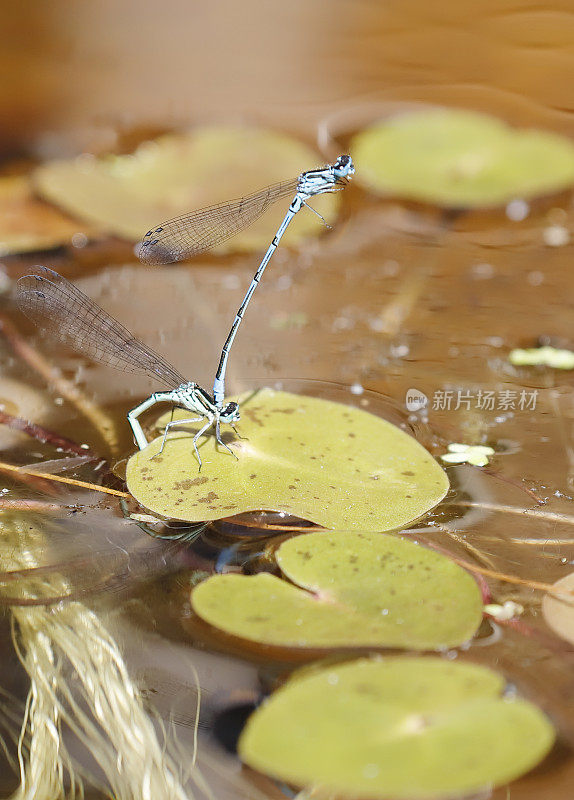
[17,154,355,468]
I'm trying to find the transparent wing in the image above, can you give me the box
[138,179,298,265]
[16,267,187,387]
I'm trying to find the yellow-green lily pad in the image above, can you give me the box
[126,389,449,529]
[351,108,574,208]
[191,531,483,649]
[239,657,555,799]
[33,127,339,246]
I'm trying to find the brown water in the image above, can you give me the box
[0,3,574,798]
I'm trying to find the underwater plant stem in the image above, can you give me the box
[0,409,100,459]
[449,554,574,603]
[0,314,121,456]
[448,499,574,526]
[481,468,546,504]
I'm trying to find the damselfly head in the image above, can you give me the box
[333,154,355,179]
[220,401,240,423]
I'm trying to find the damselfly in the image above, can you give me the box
[139,154,354,406]
[17,155,354,467]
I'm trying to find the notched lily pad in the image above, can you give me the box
[126,389,449,529]
[239,656,555,799]
[191,530,483,649]
[351,108,574,208]
[33,127,340,246]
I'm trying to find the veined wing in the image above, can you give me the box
[138,179,297,265]
[16,267,187,387]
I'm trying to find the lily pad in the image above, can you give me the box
[191,531,483,649]
[542,571,574,645]
[126,389,449,529]
[239,656,555,799]
[33,128,340,246]
[351,108,574,207]
[0,175,95,255]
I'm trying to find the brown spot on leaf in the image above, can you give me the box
[198,491,219,503]
[174,476,209,490]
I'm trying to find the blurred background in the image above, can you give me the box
[2,0,574,157]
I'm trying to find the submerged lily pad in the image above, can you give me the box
[33,128,340,245]
[126,389,449,529]
[351,108,574,207]
[0,175,95,255]
[542,571,574,645]
[192,531,483,649]
[239,657,555,799]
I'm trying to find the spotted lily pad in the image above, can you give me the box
[192,531,482,649]
[351,108,574,207]
[126,389,449,529]
[33,128,339,246]
[239,657,555,799]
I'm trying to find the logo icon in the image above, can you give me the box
[405,388,428,413]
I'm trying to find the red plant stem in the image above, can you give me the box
[0,409,99,459]
[0,314,120,455]
[482,467,546,505]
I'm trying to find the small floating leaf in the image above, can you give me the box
[440,443,495,467]
[484,601,524,622]
[542,571,574,645]
[126,389,449,529]
[239,657,555,799]
[509,345,574,369]
[33,128,340,245]
[0,175,95,255]
[351,108,574,207]
[192,531,483,649]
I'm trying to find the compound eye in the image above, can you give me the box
[222,401,239,421]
